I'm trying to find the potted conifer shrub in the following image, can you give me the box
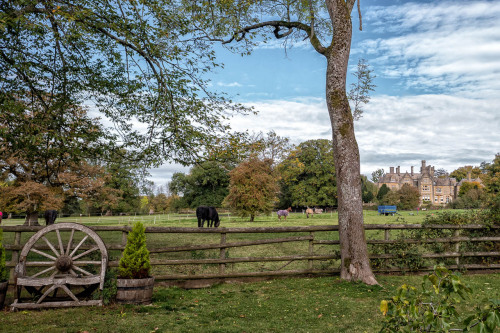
[116,221,154,304]
[0,228,9,310]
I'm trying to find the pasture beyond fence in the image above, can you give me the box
[1,224,499,286]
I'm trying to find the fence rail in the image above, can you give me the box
[1,224,499,284]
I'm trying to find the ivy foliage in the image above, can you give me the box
[0,228,8,282]
[119,222,151,279]
[380,266,500,332]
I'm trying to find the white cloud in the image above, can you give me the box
[354,1,500,98]
[229,97,331,143]
[217,81,243,87]
[231,93,499,177]
[357,94,500,176]
[148,164,189,187]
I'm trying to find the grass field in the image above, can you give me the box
[0,208,454,228]
[1,273,499,332]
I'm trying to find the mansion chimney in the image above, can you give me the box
[397,166,400,175]
[411,166,414,175]
[390,167,394,174]
[421,160,426,173]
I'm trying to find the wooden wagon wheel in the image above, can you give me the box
[12,223,108,309]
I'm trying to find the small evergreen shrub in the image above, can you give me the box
[118,222,151,279]
[0,228,8,282]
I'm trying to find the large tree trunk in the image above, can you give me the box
[24,212,41,226]
[325,0,377,285]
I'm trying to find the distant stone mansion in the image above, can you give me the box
[376,160,483,206]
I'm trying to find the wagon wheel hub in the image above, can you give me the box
[55,255,73,273]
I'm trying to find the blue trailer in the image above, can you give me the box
[378,205,397,216]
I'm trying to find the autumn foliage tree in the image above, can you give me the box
[0,95,120,225]
[224,158,278,222]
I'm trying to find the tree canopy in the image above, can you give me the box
[1,0,247,165]
[450,166,482,182]
[223,158,278,222]
[278,139,336,208]
[1,0,251,221]
[0,98,117,224]
[169,161,231,209]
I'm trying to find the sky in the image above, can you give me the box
[148,0,500,186]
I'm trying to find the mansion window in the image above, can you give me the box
[436,188,442,193]
[422,185,430,191]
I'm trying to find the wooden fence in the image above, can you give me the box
[1,224,499,286]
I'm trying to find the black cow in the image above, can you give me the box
[44,210,58,226]
[196,206,220,228]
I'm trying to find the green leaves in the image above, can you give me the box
[463,300,500,333]
[380,265,499,333]
[0,228,8,282]
[277,139,336,208]
[1,0,249,167]
[347,58,376,121]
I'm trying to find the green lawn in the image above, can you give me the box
[1,273,499,333]
[0,208,458,228]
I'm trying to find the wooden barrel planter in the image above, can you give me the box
[0,281,8,310]
[116,277,155,305]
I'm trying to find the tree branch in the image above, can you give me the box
[357,0,362,31]
[219,20,328,55]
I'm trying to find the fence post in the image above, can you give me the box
[121,230,128,252]
[10,231,22,282]
[308,232,314,270]
[219,232,226,275]
[454,229,460,266]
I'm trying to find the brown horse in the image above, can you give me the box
[277,207,292,220]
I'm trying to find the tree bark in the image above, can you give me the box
[324,0,377,285]
[24,212,41,226]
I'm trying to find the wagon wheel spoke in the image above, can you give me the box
[30,248,57,261]
[72,246,99,261]
[36,285,57,304]
[42,236,61,258]
[59,284,79,302]
[69,235,89,257]
[73,260,102,266]
[68,268,78,277]
[71,265,94,277]
[31,266,56,278]
[56,229,65,255]
[66,229,75,255]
